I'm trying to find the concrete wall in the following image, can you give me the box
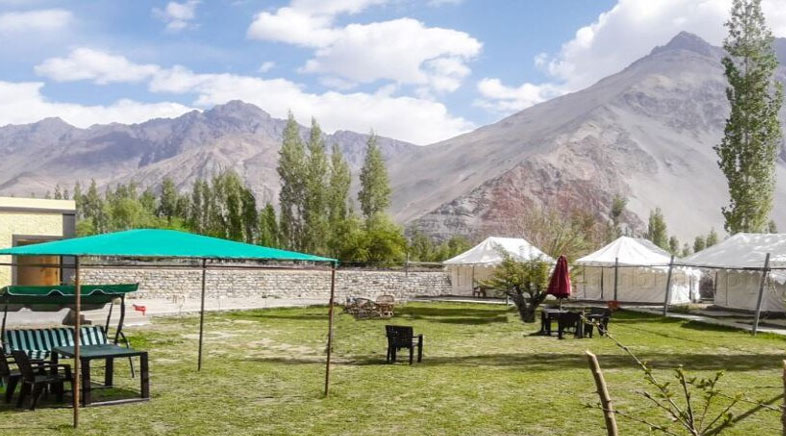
[80,267,452,301]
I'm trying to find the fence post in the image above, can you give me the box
[662,255,675,316]
[782,360,786,436]
[752,253,771,336]
[586,351,618,436]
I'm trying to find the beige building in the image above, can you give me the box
[0,197,76,288]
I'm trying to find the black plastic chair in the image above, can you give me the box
[557,312,583,339]
[385,325,423,365]
[585,308,612,337]
[0,348,21,403]
[12,350,73,410]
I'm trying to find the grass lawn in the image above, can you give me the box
[2,302,786,435]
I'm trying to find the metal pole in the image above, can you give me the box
[73,256,81,428]
[613,258,619,301]
[662,255,675,316]
[1,302,7,349]
[324,262,337,397]
[752,253,771,336]
[198,258,207,371]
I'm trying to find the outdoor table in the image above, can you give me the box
[51,344,149,406]
[540,308,585,338]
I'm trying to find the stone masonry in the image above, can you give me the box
[80,267,451,302]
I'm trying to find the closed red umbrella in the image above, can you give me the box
[547,255,571,305]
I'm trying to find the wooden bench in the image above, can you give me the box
[2,326,109,360]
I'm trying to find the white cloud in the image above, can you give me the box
[247,1,481,92]
[153,0,200,32]
[35,48,160,84]
[258,61,275,73]
[29,47,473,144]
[0,81,193,128]
[0,9,72,34]
[475,78,563,113]
[147,65,473,144]
[476,0,786,115]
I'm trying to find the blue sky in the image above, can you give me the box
[0,0,784,144]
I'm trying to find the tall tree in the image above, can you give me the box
[693,236,706,253]
[303,118,329,253]
[277,112,307,250]
[158,178,178,222]
[259,203,279,247]
[358,132,392,220]
[241,188,258,243]
[706,228,720,247]
[715,0,783,234]
[646,208,669,250]
[327,142,351,225]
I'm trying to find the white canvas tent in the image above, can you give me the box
[576,236,700,304]
[443,237,554,295]
[682,233,786,313]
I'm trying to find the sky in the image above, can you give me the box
[0,0,785,145]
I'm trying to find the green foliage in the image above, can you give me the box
[364,213,407,266]
[706,228,720,247]
[481,256,551,323]
[517,207,606,262]
[646,208,669,250]
[681,243,692,258]
[693,235,706,253]
[328,142,351,225]
[158,178,179,222]
[716,0,783,234]
[259,203,279,248]
[278,112,307,250]
[407,232,472,262]
[668,235,679,255]
[358,132,391,220]
[303,118,330,254]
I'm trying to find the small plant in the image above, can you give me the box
[585,317,779,435]
[481,255,550,323]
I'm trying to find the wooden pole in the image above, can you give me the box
[586,351,618,436]
[324,263,337,397]
[752,253,771,336]
[662,255,675,316]
[782,360,786,436]
[197,258,207,371]
[73,256,81,428]
[613,258,619,302]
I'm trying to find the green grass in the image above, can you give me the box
[2,303,786,435]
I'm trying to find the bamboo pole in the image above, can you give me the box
[586,351,618,436]
[73,256,81,428]
[752,253,771,336]
[782,360,786,436]
[198,259,207,371]
[324,263,337,397]
[662,255,675,316]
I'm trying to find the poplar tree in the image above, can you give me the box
[358,132,391,220]
[706,228,720,247]
[328,143,351,225]
[646,208,669,250]
[277,112,306,250]
[303,118,329,253]
[259,203,279,247]
[715,0,783,234]
[158,178,178,222]
[693,236,706,253]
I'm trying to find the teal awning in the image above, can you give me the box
[0,229,335,263]
[1,283,139,310]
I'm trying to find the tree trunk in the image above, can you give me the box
[508,290,537,323]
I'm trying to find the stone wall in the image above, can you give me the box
[80,267,451,301]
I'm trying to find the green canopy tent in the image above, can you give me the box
[0,229,338,429]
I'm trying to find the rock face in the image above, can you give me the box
[0,100,415,205]
[389,32,786,241]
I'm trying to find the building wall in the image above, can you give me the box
[0,197,76,288]
[80,267,452,301]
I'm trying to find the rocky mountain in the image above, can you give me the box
[388,32,786,241]
[0,101,415,205]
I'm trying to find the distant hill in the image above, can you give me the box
[0,100,416,205]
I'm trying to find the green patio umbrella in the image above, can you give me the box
[0,229,337,428]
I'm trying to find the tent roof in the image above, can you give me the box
[576,236,673,267]
[443,236,554,266]
[0,229,335,263]
[682,233,786,269]
[1,283,138,309]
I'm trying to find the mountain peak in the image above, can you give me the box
[205,100,270,120]
[651,31,714,56]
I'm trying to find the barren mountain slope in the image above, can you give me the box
[390,32,786,241]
